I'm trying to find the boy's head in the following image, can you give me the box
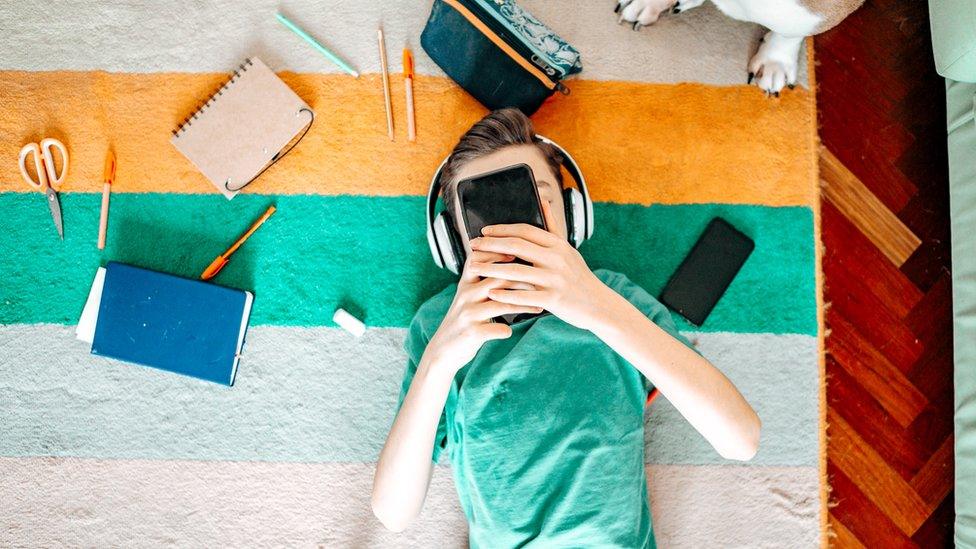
[439,108,569,256]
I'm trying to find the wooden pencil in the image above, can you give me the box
[378,28,394,141]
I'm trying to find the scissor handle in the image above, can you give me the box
[18,143,48,191]
[39,138,68,189]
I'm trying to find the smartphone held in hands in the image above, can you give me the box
[457,164,548,325]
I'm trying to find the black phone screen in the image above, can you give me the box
[659,217,755,326]
[457,164,547,241]
[456,164,547,325]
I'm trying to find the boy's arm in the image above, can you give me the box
[372,352,455,532]
[585,286,761,461]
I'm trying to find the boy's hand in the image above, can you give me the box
[466,200,612,331]
[425,250,543,375]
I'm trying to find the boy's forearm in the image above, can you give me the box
[587,287,761,461]
[372,352,456,531]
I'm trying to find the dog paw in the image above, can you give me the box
[615,0,675,29]
[747,31,804,95]
[671,0,706,14]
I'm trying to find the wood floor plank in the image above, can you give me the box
[910,435,954,507]
[829,514,866,549]
[907,392,957,475]
[911,493,956,548]
[824,254,924,373]
[822,200,923,318]
[827,461,915,548]
[826,309,929,427]
[826,356,924,480]
[827,407,931,535]
[907,333,953,405]
[821,148,922,266]
[905,272,952,346]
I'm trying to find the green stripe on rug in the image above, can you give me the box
[0,193,815,334]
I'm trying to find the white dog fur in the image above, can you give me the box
[615,0,865,94]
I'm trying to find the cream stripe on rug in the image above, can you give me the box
[0,457,819,548]
[0,0,807,87]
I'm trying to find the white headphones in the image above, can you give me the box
[426,135,594,275]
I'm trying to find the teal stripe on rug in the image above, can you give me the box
[0,326,818,466]
[0,193,815,334]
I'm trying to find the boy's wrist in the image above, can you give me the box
[418,350,460,382]
[585,284,637,337]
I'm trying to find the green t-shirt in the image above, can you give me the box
[396,269,692,548]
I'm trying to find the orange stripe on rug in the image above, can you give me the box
[0,71,816,206]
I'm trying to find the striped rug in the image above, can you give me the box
[0,1,822,547]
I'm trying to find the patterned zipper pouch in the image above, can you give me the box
[421,0,583,115]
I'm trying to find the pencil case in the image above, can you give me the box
[421,0,583,115]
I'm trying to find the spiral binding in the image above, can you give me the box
[172,58,254,137]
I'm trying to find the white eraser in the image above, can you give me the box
[333,308,366,337]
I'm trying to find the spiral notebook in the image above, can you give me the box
[171,57,314,199]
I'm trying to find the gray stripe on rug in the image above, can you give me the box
[0,324,818,466]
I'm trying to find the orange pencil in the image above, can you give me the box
[97,150,116,250]
[201,205,276,280]
[403,48,416,142]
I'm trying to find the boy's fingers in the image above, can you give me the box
[474,276,535,295]
[470,301,544,321]
[470,236,548,264]
[468,250,515,264]
[468,261,546,286]
[481,223,560,247]
[477,322,512,341]
[487,288,548,308]
[461,252,515,283]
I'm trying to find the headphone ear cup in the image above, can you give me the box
[433,213,463,274]
[442,211,466,274]
[563,188,585,248]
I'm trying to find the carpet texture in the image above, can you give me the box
[0,1,822,547]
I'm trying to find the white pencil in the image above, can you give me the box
[377,28,394,141]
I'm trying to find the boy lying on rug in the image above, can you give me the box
[372,108,760,547]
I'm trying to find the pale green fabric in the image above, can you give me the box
[930,0,976,82]
[947,78,976,549]
[396,269,693,548]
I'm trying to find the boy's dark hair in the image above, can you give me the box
[439,108,564,227]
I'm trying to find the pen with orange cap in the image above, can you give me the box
[201,205,276,280]
[403,48,416,142]
[97,150,116,250]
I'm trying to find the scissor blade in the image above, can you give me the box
[46,188,63,240]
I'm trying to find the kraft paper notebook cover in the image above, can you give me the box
[171,57,314,199]
[84,262,253,386]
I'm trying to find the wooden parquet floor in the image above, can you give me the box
[815,0,955,546]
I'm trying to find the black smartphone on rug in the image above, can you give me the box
[457,164,547,325]
[659,217,755,327]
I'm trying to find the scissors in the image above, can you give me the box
[18,138,68,239]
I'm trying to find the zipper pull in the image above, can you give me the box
[556,82,571,95]
[531,54,558,77]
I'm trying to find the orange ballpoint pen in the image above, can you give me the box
[201,205,276,280]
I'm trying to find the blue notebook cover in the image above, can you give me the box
[91,262,253,385]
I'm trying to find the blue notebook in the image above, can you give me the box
[89,262,254,385]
